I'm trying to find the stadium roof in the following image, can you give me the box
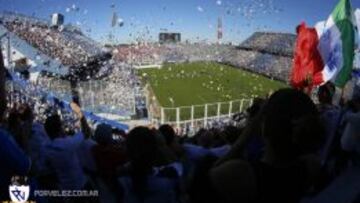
[239,32,296,57]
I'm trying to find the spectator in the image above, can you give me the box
[0,50,31,201]
[92,123,127,188]
[316,82,342,166]
[18,104,50,175]
[222,125,243,146]
[43,102,92,190]
[210,88,325,203]
[302,93,360,203]
[7,107,28,150]
[159,124,185,160]
[118,126,180,203]
[341,94,360,158]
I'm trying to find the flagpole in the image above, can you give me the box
[332,86,343,106]
[340,87,345,106]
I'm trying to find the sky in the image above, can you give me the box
[0,0,360,44]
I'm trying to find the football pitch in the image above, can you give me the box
[138,62,287,121]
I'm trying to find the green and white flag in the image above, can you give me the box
[318,0,356,88]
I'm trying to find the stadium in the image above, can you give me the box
[1,0,360,203]
[0,11,296,132]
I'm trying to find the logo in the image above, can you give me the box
[8,176,30,203]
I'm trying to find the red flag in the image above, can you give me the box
[290,22,324,91]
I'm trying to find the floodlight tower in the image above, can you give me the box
[217,17,223,44]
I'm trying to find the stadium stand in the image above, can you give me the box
[229,32,296,81]
[114,38,294,82]
[224,48,293,82]
[1,10,360,203]
[0,12,137,117]
[0,12,110,77]
[238,32,296,57]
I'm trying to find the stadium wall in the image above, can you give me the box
[148,97,254,132]
[134,64,162,69]
[144,83,162,121]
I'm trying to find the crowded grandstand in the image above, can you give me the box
[0,11,295,126]
[1,1,360,202]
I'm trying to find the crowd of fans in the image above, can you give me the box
[0,13,142,117]
[28,36,292,119]
[239,32,296,57]
[35,62,138,116]
[224,48,292,81]
[113,39,293,82]
[114,43,232,65]
[1,14,359,202]
[1,45,360,203]
[1,13,295,121]
[1,13,105,67]
[85,62,137,115]
[114,44,167,65]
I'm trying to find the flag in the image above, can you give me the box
[355,9,360,48]
[290,22,325,90]
[318,0,356,88]
[315,21,326,36]
[291,0,356,89]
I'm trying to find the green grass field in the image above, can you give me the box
[138,62,287,121]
